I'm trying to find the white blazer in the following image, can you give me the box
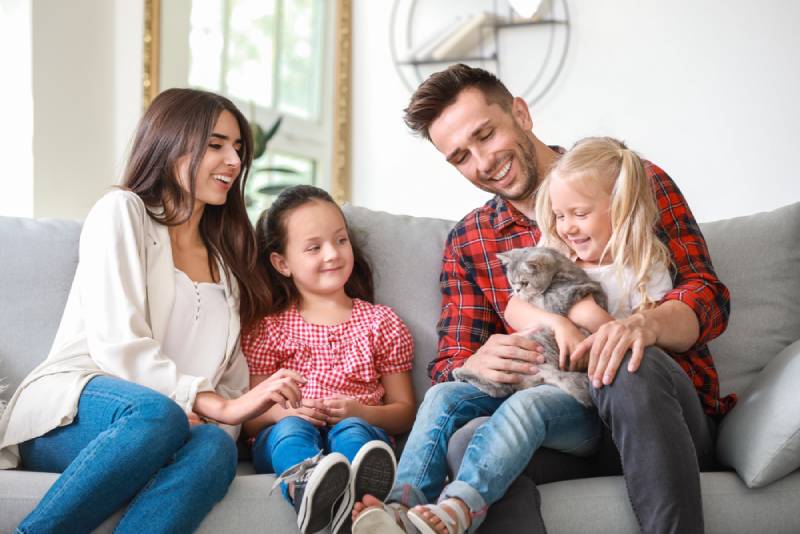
[0,190,249,468]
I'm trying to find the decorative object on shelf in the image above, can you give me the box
[389,0,570,107]
[508,0,550,20]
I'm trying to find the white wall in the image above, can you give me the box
[0,0,33,217]
[351,0,800,222]
[30,0,142,221]
[4,0,798,222]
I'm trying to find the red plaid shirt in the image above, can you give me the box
[434,157,737,417]
[243,298,413,406]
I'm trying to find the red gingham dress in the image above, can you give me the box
[242,299,414,406]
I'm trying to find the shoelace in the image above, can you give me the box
[270,451,325,494]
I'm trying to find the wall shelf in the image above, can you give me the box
[389,0,571,107]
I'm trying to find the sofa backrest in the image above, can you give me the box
[0,216,81,400]
[2,202,799,407]
[702,202,800,396]
[345,202,800,402]
[342,205,454,404]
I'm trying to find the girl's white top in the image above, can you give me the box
[0,190,249,469]
[583,263,673,319]
[162,270,229,381]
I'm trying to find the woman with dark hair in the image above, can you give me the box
[0,88,304,533]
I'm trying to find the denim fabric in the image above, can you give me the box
[252,416,391,501]
[591,348,715,534]
[448,347,717,534]
[388,381,600,533]
[16,376,237,534]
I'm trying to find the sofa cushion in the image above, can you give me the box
[343,205,455,404]
[716,339,800,487]
[701,202,800,397]
[0,216,81,400]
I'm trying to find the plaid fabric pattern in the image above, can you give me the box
[434,156,736,417]
[243,298,413,406]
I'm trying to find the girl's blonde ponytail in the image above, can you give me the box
[535,137,672,311]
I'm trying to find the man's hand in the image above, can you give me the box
[573,312,658,388]
[322,396,364,425]
[461,333,544,383]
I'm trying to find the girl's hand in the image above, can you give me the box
[322,396,364,425]
[281,399,330,427]
[551,317,587,371]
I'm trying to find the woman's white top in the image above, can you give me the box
[0,191,249,468]
[162,270,229,380]
[583,263,673,319]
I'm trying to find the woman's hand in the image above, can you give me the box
[195,369,305,425]
[322,396,364,425]
[550,317,587,371]
[187,411,205,426]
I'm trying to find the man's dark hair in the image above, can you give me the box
[403,64,514,141]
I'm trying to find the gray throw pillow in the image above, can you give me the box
[717,339,800,487]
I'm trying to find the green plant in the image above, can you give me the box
[246,116,298,209]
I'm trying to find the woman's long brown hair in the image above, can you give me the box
[122,88,271,332]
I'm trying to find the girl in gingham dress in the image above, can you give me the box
[242,185,416,534]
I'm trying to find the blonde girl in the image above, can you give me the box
[506,136,673,378]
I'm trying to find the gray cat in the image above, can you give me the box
[453,247,608,407]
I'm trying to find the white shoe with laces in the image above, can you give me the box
[273,451,351,534]
[330,440,397,534]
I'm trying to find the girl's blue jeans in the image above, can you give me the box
[387,382,601,533]
[252,416,391,501]
[17,376,237,534]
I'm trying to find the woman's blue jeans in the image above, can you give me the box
[387,382,601,533]
[252,416,391,501]
[17,376,237,534]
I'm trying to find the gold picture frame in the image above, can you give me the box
[143,0,351,203]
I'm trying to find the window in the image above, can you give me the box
[160,0,331,218]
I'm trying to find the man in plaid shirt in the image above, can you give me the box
[365,64,732,534]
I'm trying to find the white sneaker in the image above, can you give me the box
[330,441,397,534]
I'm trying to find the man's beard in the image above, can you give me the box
[501,128,540,203]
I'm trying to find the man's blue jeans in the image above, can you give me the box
[17,376,237,534]
[387,381,601,532]
[252,416,391,501]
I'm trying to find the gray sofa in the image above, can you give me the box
[1,201,799,533]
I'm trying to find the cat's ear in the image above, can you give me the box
[527,249,556,272]
[496,251,511,266]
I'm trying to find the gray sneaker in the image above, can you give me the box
[330,441,397,534]
[273,452,351,534]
